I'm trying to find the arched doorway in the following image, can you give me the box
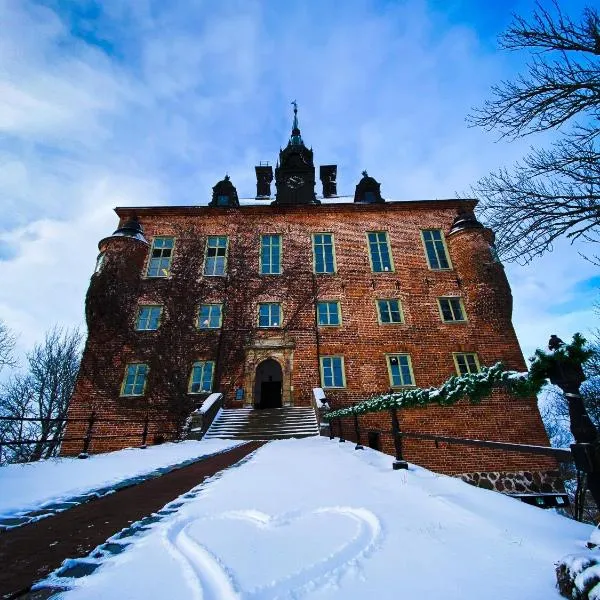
[254,359,283,409]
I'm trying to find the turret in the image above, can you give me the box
[86,217,149,332]
[446,207,512,323]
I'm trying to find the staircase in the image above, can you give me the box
[203,407,319,441]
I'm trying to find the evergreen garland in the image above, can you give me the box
[323,334,592,422]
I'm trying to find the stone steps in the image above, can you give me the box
[204,407,319,440]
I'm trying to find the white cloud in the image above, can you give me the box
[0,0,597,368]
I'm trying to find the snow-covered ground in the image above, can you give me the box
[0,439,240,518]
[48,436,591,599]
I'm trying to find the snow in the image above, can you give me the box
[0,439,240,519]
[199,393,223,415]
[50,437,591,600]
[312,388,330,409]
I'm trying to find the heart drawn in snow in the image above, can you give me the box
[166,507,381,600]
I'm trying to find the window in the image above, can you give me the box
[367,231,393,272]
[258,303,282,327]
[204,236,228,276]
[136,305,162,331]
[387,354,414,387]
[317,301,341,326]
[216,195,229,206]
[147,237,174,277]
[422,229,451,270]
[320,356,346,388]
[376,299,403,324]
[198,304,222,329]
[121,363,149,396]
[260,234,282,274]
[94,252,105,274]
[438,297,466,322]
[364,191,376,203]
[189,361,214,393]
[312,233,336,274]
[453,353,480,376]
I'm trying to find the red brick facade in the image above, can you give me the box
[62,199,556,483]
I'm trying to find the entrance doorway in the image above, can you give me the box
[254,359,283,409]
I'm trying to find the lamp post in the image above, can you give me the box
[546,335,600,511]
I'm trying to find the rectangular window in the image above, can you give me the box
[121,363,149,396]
[258,303,282,327]
[189,361,214,394]
[317,301,341,326]
[135,305,162,331]
[260,234,282,274]
[204,236,228,276]
[438,297,466,322]
[376,299,403,324]
[454,353,480,376]
[312,233,336,274]
[422,229,451,270]
[320,356,346,388]
[367,231,393,272]
[387,354,414,387]
[198,304,222,329]
[147,237,174,277]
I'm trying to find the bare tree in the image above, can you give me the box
[468,2,600,264]
[0,327,82,464]
[0,319,16,374]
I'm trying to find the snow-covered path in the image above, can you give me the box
[57,437,591,599]
[0,439,241,519]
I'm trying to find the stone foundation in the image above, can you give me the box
[458,470,563,495]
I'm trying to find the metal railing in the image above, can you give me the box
[326,406,572,468]
[0,412,178,463]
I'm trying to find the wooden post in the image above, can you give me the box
[141,413,149,449]
[354,410,363,450]
[390,408,408,470]
[79,411,96,458]
[338,418,345,443]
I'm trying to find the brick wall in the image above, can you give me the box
[62,199,556,476]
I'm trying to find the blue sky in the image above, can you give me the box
[0,0,596,363]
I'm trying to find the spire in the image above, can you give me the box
[289,100,303,146]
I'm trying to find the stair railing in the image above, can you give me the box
[311,387,331,436]
[186,393,224,439]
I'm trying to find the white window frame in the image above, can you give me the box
[366,231,394,273]
[260,234,282,275]
[320,355,346,388]
[386,354,415,388]
[258,302,282,328]
[437,297,467,323]
[421,229,452,270]
[120,363,149,397]
[376,299,404,325]
[453,352,481,376]
[312,233,337,274]
[188,361,215,394]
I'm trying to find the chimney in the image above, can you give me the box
[255,163,273,199]
[320,165,337,198]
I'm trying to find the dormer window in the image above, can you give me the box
[354,171,384,203]
[364,191,376,203]
[210,175,239,208]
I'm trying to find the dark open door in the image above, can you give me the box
[260,381,282,409]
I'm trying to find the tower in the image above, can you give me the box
[274,102,318,205]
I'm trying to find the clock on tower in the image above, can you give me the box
[274,102,318,205]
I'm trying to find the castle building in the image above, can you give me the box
[63,106,559,497]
